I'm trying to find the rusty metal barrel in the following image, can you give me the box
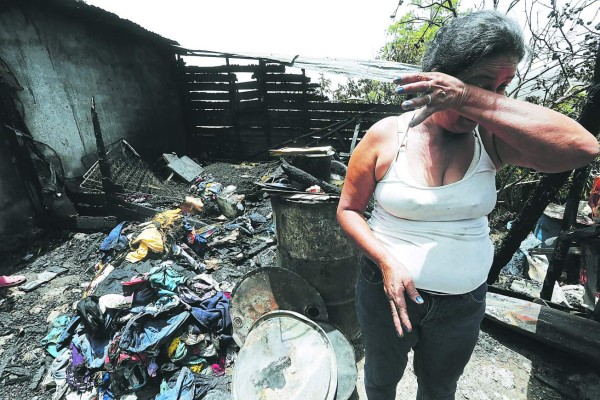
[271,195,361,340]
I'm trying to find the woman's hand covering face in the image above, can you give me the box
[393,72,470,128]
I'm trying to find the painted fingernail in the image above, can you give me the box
[396,86,404,94]
[393,75,402,83]
[397,332,403,338]
[416,296,424,304]
[402,101,411,109]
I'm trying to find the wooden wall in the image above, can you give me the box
[180,59,400,160]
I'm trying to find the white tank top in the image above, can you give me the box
[368,116,497,294]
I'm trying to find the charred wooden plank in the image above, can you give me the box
[307,102,401,113]
[185,64,285,73]
[485,292,600,365]
[188,92,231,101]
[189,100,232,110]
[185,73,235,83]
[187,81,258,92]
[263,73,311,83]
[189,110,235,126]
[268,93,329,103]
[280,159,341,195]
[265,82,320,92]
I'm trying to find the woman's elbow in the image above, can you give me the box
[568,134,600,168]
[579,136,600,165]
[535,136,599,173]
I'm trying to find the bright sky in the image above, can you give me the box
[84,0,400,60]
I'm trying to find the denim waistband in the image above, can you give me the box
[360,255,478,297]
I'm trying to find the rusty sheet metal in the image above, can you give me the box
[318,322,357,400]
[233,310,337,400]
[230,267,328,346]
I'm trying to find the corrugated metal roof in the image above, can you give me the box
[176,48,421,82]
[29,0,178,46]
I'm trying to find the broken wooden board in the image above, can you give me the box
[162,153,179,165]
[166,156,204,182]
[485,292,600,365]
[270,146,334,156]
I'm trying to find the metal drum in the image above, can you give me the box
[271,195,361,340]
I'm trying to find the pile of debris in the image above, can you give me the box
[496,202,597,312]
[39,209,230,399]
[24,146,355,399]
[37,161,281,399]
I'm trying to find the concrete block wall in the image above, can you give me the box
[0,0,187,246]
[0,1,187,178]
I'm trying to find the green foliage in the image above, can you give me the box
[332,79,400,104]
[331,1,458,105]
[315,73,332,99]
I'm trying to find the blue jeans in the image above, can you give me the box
[357,256,487,400]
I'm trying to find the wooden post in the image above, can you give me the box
[301,69,310,133]
[176,55,194,156]
[91,97,116,194]
[540,165,592,300]
[256,60,271,148]
[226,58,242,159]
[350,117,362,155]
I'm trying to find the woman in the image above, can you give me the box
[337,10,598,400]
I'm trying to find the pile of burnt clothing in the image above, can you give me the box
[189,175,245,220]
[42,209,233,399]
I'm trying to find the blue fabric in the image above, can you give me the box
[119,311,189,353]
[356,256,486,400]
[190,292,231,334]
[183,219,210,257]
[533,214,562,246]
[99,372,115,400]
[100,221,128,251]
[148,265,188,294]
[71,332,108,369]
[41,315,71,357]
[155,367,195,400]
[143,295,180,317]
[56,315,81,351]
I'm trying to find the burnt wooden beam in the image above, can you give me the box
[264,73,311,83]
[185,73,234,83]
[48,215,117,231]
[301,69,310,133]
[186,64,285,74]
[257,60,272,148]
[485,292,600,366]
[281,159,341,195]
[226,58,243,159]
[177,55,194,155]
[350,117,362,154]
[91,97,118,194]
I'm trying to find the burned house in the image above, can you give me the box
[0,1,599,399]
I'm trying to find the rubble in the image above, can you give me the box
[1,162,600,399]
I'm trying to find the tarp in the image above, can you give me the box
[175,48,421,82]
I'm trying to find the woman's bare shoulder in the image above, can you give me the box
[363,116,399,143]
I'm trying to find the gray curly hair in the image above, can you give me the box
[422,10,525,77]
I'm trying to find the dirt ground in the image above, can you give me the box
[1,162,599,400]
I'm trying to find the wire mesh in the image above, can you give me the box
[80,140,190,205]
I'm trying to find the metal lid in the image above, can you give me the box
[233,310,337,400]
[317,322,358,400]
[230,267,329,346]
